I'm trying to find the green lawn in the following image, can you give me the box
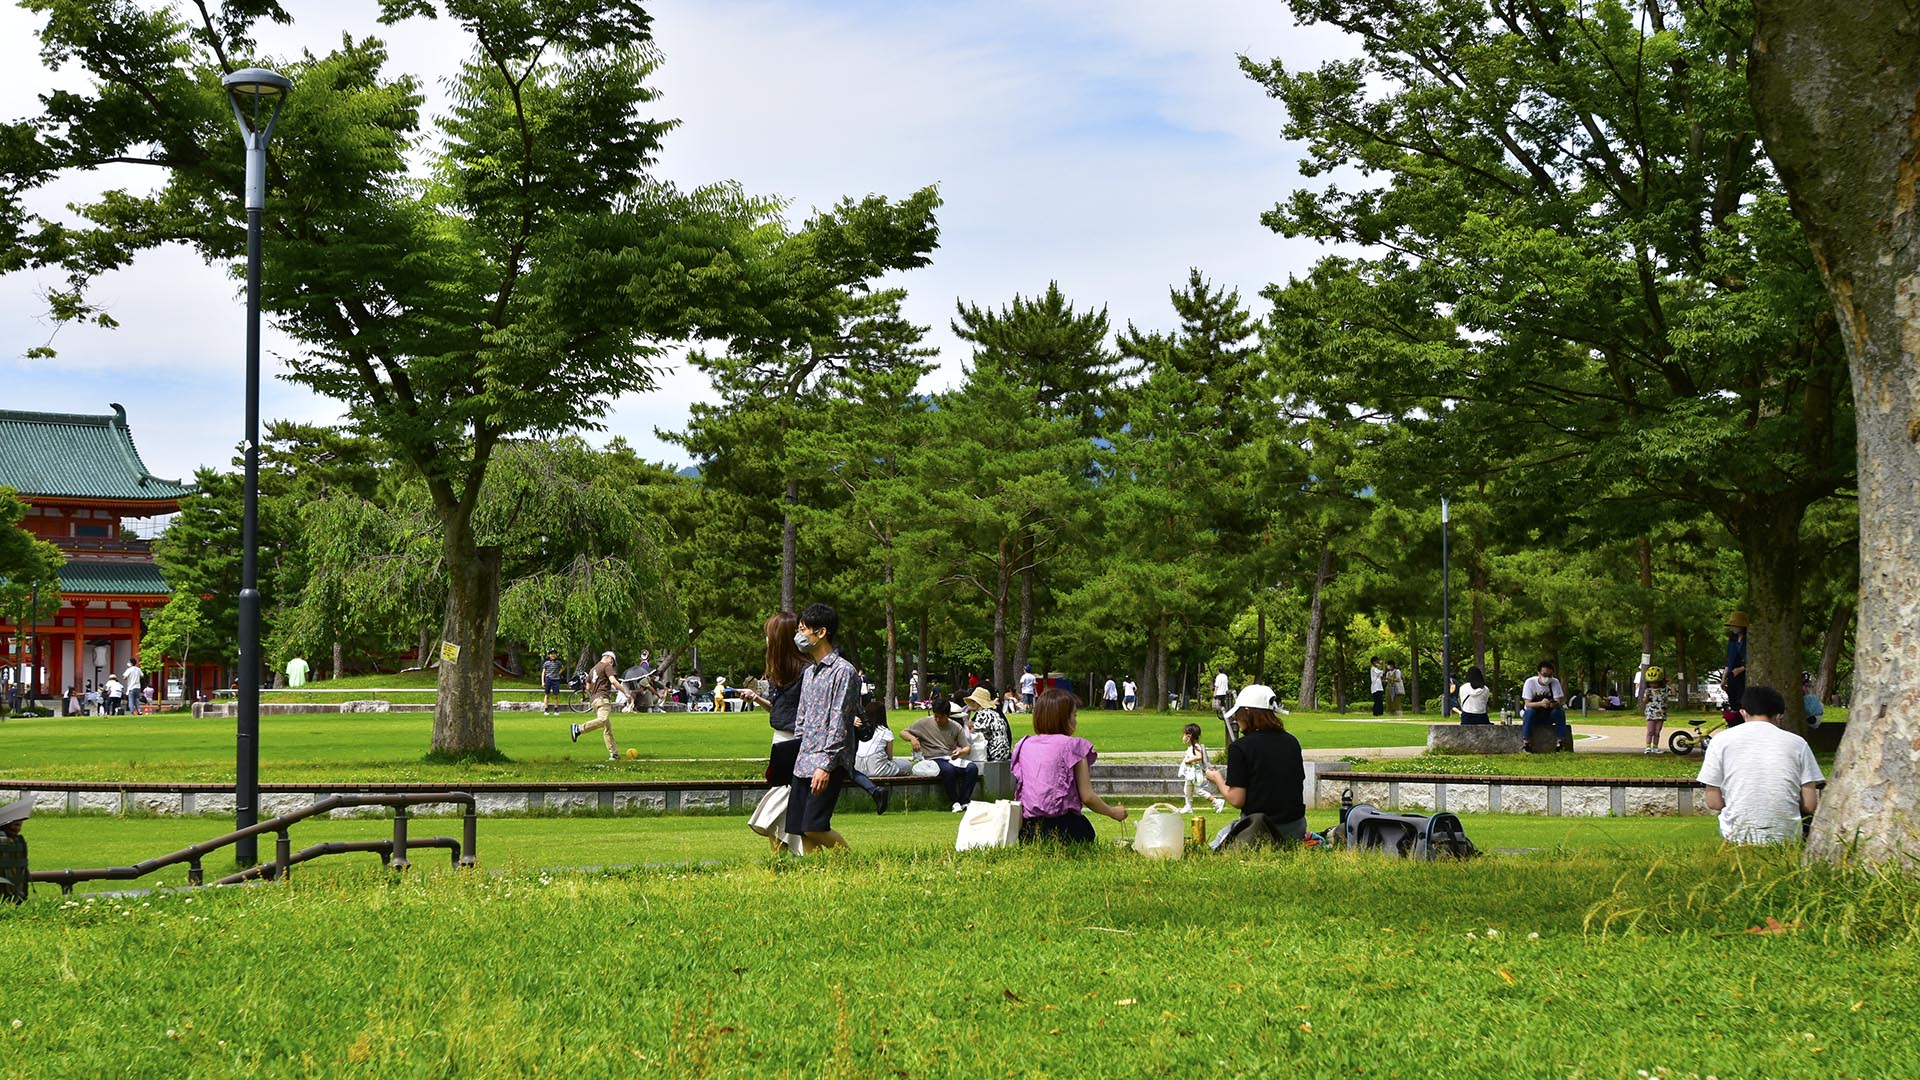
[0,708,1432,784]
[4,841,1914,1078]
[19,809,1728,892]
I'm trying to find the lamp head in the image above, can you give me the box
[222,67,292,140]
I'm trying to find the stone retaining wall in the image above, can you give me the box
[1310,769,1705,817]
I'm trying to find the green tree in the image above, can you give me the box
[4,1,860,754]
[138,592,205,701]
[0,489,65,698]
[1248,0,1852,731]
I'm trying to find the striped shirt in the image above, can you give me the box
[793,650,860,778]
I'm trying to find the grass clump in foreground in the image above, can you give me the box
[6,846,1919,1078]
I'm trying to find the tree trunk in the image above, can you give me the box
[1726,500,1812,733]
[1332,628,1348,712]
[1751,0,1920,865]
[992,534,1011,689]
[1469,536,1488,671]
[504,641,523,678]
[883,561,898,708]
[331,640,343,682]
[780,476,799,614]
[1814,599,1851,702]
[916,609,929,706]
[1140,626,1160,715]
[1299,539,1333,708]
[1406,618,1422,714]
[417,625,434,670]
[1013,536,1035,681]
[433,528,501,755]
[1638,537,1656,674]
[1674,631,1691,709]
[1154,616,1170,712]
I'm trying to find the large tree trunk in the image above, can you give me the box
[1814,599,1851,702]
[1154,616,1170,712]
[1406,618,1422,714]
[1332,627,1348,712]
[780,477,799,613]
[433,528,501,755]
[1299,538,1333,708]
[1673,631,1691,709]
[1751,0,1920,866]
[331,640,343,682]
[1726,500,1812,733]
[1637,537,1656,675]
[1140,623,1160,715]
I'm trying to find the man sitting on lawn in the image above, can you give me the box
[1697,686,1823,845]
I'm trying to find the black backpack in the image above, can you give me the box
[1344,804,1478,860]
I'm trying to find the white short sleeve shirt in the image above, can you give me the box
[1698,721,1824,844]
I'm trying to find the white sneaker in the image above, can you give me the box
[951,802,965,812]
[1178,803,1194,814]
[1213,798,1227,813]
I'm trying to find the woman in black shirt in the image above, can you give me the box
[741,612,807,851]
[1206,684,1308,843]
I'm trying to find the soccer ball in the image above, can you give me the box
[623,748,639,760]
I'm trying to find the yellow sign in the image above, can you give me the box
[441,641,461,664]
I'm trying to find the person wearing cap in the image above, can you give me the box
[570,650,633,760]
[0,796,30,904]
[962,686,1013,763]
[541,648,566,715]
[1723,612,1749,711]
[1697,686,1823,844]
[1205,685,1308,846]
[1018,665,1038,709]
[904,698,980,811]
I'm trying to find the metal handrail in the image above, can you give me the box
[28,791,478,895]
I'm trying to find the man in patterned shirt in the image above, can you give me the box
[787,602,861,854]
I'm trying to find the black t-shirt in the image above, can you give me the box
[767,679,802,733]
[1225,729,1306,822]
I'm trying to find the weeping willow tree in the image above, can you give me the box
[276,439,683,692]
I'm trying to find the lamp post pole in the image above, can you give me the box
[1440,498,1451,720]
[223,68,291,866]
[26,583,38,709]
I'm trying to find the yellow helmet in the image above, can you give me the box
[1644,665,1665,684]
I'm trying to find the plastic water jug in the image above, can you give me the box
[1133,803,1185,860]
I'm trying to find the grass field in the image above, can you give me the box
[0,708,1435,784]
[5,841,1916,1078]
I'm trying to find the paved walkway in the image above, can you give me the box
[1102,717,1655,764]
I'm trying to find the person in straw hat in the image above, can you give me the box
[1723,611,1750,711]
[961,685,1012,763]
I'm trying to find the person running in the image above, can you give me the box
[786,603,860,854]
[541,648,566,715]
[1178,722,1227,814]
[569,650,633,760]
[1009,688,1127,844]
[1640,664,1673,753]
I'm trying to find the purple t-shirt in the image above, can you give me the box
[1010,734,1097,818]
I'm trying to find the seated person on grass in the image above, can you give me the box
[1009,688,1127,844]
[1697,685,1823,846]
[903,698,979,812]
[1205,684,1308,847]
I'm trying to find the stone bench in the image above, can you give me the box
[1311,770,1708,817]
[1426,724,1527,754]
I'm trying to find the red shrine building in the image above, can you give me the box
[0,404,201,700]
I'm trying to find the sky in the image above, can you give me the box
[0,0,1357,482]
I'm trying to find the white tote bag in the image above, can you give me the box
[955,800,1022,851]
[748,785,789,837]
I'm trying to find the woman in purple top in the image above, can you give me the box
[1010,689,1129,843]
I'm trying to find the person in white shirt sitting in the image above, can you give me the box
[1698,686,1823,845]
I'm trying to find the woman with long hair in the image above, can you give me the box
[741,611,808,851]
[1454,666,1491,725]
[1205,685,1308,846]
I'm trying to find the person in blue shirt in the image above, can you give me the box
[1723,611,1749,709]
[1801,672,1825,728]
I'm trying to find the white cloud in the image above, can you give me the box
[0,0,1357,480]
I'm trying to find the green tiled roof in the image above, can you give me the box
[0,404,196,502]
[57,561,172,596]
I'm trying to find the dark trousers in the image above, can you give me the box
[1019,812,1096,844]
[849,770,882,800]
[1371,691,1385,717]
[1522,706,1570,746]
[934,759,979,806]
[1458,711,1490,725]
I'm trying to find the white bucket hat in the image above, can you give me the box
[1225,684,1279,720]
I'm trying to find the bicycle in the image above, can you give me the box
[1667,711,1731,756]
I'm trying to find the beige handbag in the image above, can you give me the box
[748,785,789,837]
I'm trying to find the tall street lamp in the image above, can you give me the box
[222,66,291,866]
[1440,497,1451,720]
